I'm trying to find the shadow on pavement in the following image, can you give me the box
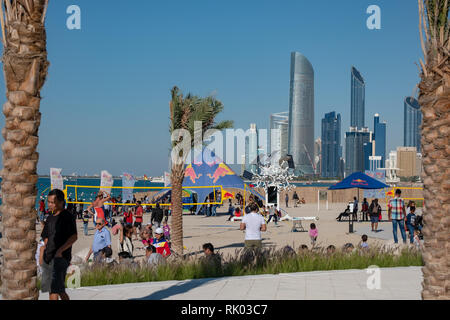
[131,277,219,300]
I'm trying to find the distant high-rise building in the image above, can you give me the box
[375,121,386,164]
[351,66,365,129]
[373,113,380,141]
[397,146,418,177]
[248,123,258,173]
[314,137,322,176]
[404,97,422,152]
[288,52,315,176]
[321,112,341,178]
[269,112,289,165]
[386,150,400,183]
[363,141,373,171]
[345,127,370,176]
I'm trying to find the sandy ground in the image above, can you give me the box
[29,202,392,264]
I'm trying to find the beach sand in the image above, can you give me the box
[29,202,392,264]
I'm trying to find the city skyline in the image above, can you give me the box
[0,1,423,176]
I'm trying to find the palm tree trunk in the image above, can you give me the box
[1,0,49,300]
[418,88,450,300]
[170,163,185,255]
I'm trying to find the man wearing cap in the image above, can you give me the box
[152,228,171,257]
[85,218,112,263]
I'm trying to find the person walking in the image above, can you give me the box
[293,191,299,207]
[240,203,267,249]
[82,210,91,236]
[267,205,278,225]
[85,218,112,263]
[388,189,407,244]
[40,189,78,300]
[151,203,164,228]
[285,193,289,208]
[369,199,382,232]
[134,201,144,240]
[309,223,318,247]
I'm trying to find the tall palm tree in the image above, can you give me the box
[0,0,49,300]
[169,86,233,255]
[417,0,449,300]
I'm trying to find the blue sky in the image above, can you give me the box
[0,0,423,176]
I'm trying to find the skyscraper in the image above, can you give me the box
[373,113,380,141]
[374,121,386,164]
[345,127,370,176]
[351,66,365,129]
[269,112,289,165]
[288,52,315,176]
[321,112,341,178]
[363,141,372,171]
[404,97,422,152]
[248,123,258,173]
[314,138,322,176]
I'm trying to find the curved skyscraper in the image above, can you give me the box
[288,52,314,175]
[351,66,365,129]
[404,97,422,152]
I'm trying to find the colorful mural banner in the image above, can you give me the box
[122,172,135,202]
[50,168,63,191]
[364,170,386,199]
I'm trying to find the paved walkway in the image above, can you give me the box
[35,267,422,300]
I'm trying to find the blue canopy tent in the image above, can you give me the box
[155,149,264,214]
[329,172,389,190]
[328,172,389,232]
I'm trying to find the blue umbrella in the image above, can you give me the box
[328,172,389,190]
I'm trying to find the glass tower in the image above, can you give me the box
[375,121,386,164]
[270,112,289,165]
[404,97,422,152]
[345,127,370,176]
[321,112,341,178]
[288,52,315,176]
[351,66,365,129]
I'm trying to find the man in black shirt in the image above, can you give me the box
[41,189,78,300]
[151,202,164,228]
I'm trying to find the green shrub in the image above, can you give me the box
[78,245,424,288]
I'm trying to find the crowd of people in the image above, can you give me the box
[335,190,424,245]
[36,189,175,300]
[35,186,425,301]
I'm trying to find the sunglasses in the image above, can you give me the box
[96,223,103,226]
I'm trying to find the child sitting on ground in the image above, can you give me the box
[309,223,318,247]
[360,234,369,250]
[100,246,117,265]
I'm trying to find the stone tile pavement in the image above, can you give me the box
[34,266,422,300]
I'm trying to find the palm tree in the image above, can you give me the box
[417,0,449,300]
[0,0,49,300]
[169,86,233,255]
